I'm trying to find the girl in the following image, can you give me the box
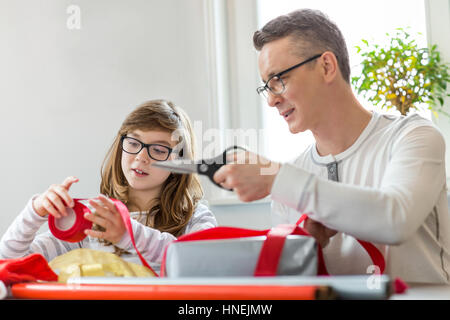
[0,99,217,273]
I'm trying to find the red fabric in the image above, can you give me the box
[0,253,57,286]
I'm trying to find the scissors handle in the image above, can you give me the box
[199,145,246,191]
[197,162,224,189]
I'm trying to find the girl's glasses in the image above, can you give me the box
[121,135,173,161]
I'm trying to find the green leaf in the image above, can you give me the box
[353,39,447,115]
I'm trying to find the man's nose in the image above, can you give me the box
[266,91,283,107]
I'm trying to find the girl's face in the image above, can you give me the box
[121,129,177,201]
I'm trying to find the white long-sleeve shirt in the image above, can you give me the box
[0,197,217,274]
[271,111,450,284]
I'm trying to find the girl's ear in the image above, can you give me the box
[178,148,184,158]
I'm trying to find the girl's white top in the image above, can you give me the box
[0,198,217,274]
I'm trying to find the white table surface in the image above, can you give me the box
[391,283,450,300]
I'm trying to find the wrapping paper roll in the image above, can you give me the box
[0,280,7,299]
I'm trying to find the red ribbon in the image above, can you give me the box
[48,198,158,276]
[296,214,385,275]
[160,214,385,277]
[48,200,92,243]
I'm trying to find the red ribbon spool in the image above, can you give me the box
[48,198,157,276]
[48,200,92,243]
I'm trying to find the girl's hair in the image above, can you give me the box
[100,99,203,242]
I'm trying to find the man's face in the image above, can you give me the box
[258,36,322,134]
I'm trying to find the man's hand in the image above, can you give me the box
[304,218,338,248]
[213,151,281,202]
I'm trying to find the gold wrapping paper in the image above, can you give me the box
[49,248,155,283]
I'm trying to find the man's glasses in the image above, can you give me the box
[256,53,323,99]
[121,135,173,161]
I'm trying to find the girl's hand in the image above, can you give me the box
[32,176,79,218]
[84,195,127,244]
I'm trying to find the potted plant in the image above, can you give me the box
[351,28,450,118]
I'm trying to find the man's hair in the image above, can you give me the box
[253,9,351,83]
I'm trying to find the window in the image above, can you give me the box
[257,0,429,162]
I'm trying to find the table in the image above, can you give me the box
[391,283,450,300]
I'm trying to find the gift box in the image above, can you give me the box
[163,233,318,277]
[161,215,385,279]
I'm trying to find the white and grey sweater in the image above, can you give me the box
[0,196,217,272]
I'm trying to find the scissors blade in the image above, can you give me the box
[151,160,198,174]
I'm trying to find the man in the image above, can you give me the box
[214,9,450,283]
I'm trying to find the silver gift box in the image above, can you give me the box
[164,235,318,277]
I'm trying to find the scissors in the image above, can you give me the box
[151,146,246,190]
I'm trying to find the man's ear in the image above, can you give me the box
[320,51,338,83]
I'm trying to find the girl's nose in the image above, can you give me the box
[135,147,150,163]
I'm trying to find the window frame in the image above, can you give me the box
[201,0,267,205]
